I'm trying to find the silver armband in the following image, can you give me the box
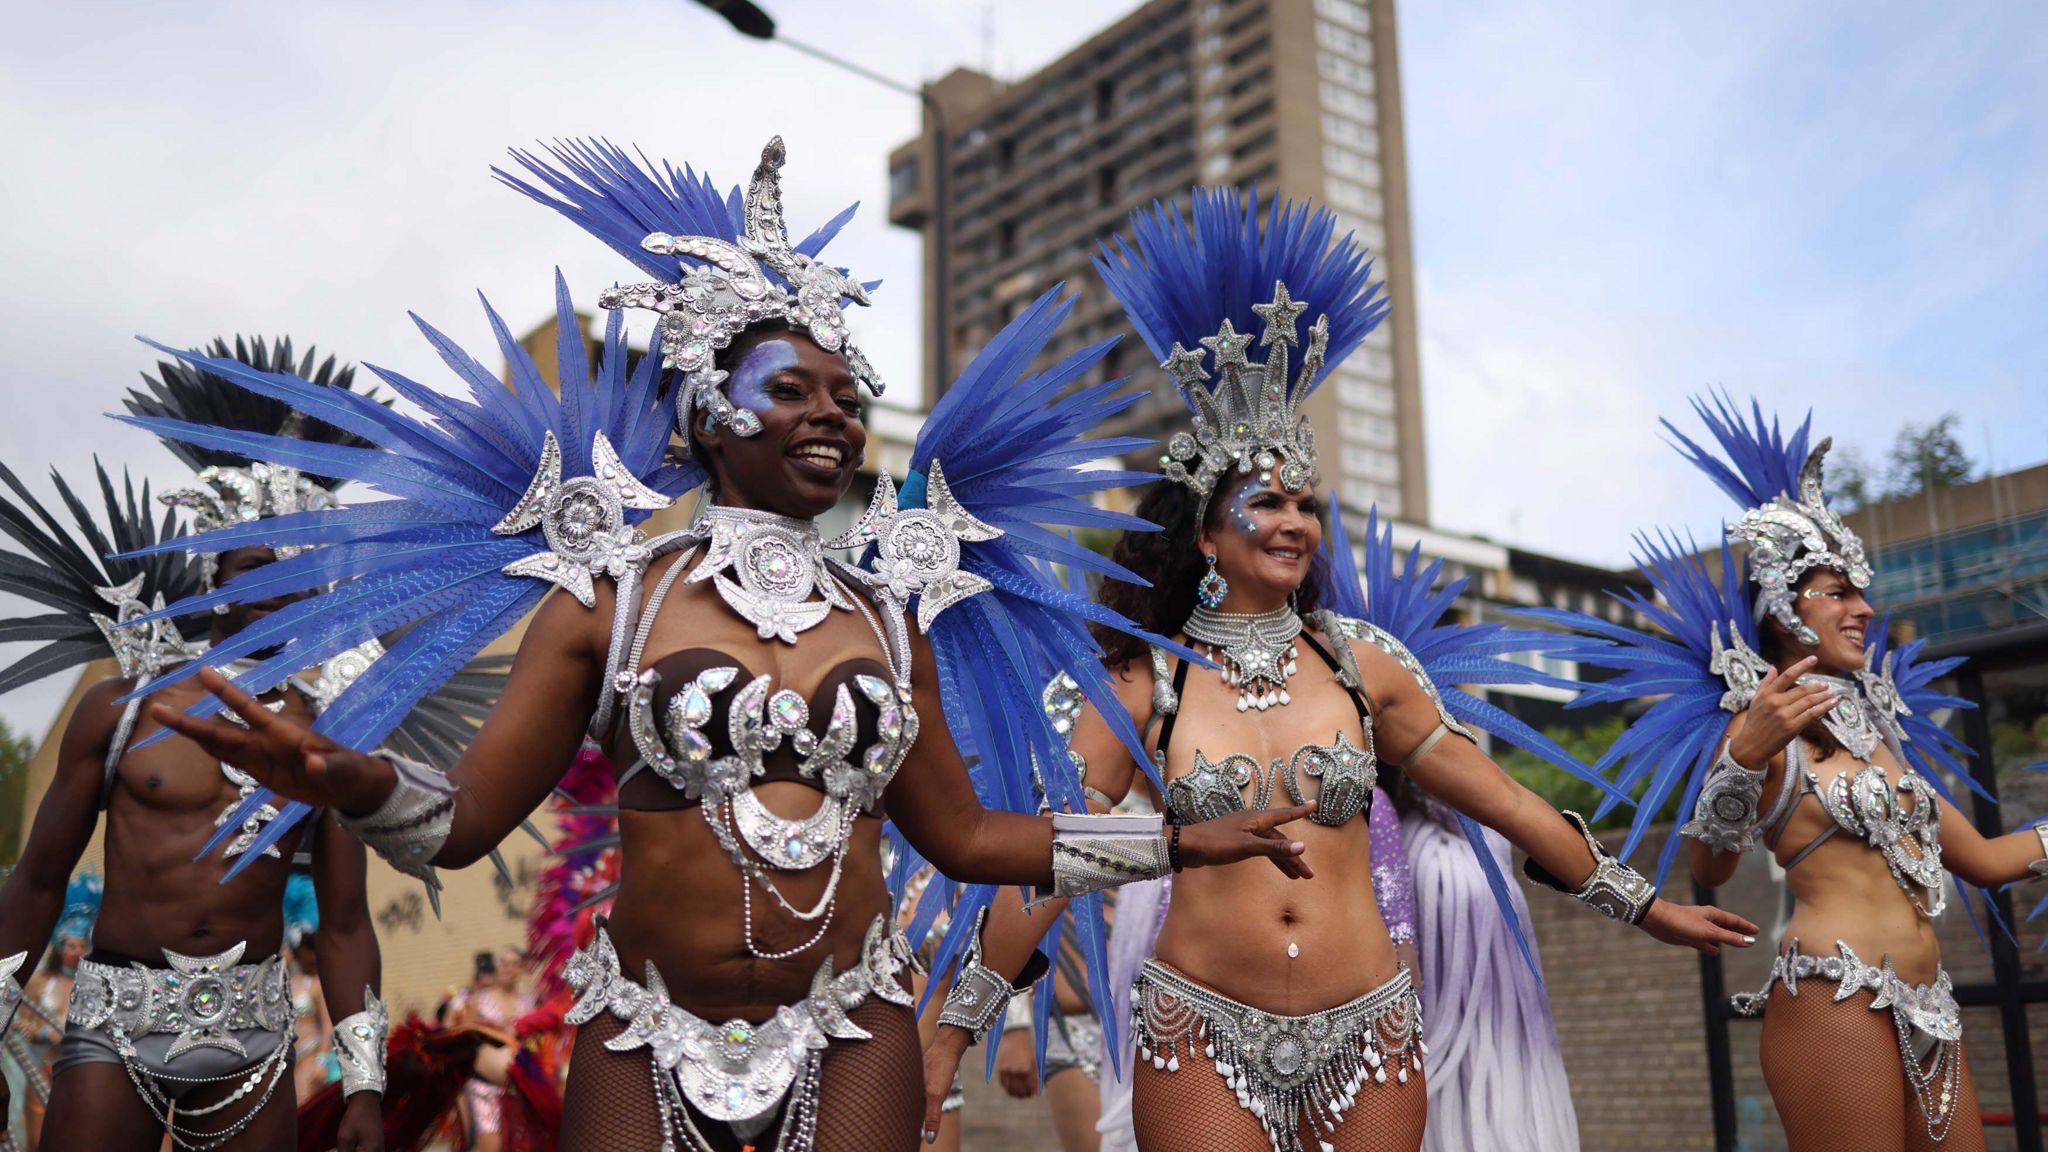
[1002,996,1034,1033]
[938,909,1014,1043]
[1048,811,1170,899]
[1680,749,1767,856]
[332,987,390,1098]
[1524,811,1657,926]
[335,753,455,884]
[0,951,25,1035]
[2030,824,2048,880]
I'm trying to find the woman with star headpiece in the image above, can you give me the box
[918,188,1758,1152]
[130,137,1312,1152]
[1530,396,2048,1152]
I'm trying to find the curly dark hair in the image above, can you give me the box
[1094,477,1330,668]
[1756,569,1844,762]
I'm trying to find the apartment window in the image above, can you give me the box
[1315,20,1372,59]
[1201,32,1222,55]
[1318,52,1374,94]
[1203,61,1226,85]
[1204,122,1228,146]
[1095,78,1116,122]
[1203,153,1231,179]
[1340,480,1402,518]
[1097,164,1120,206]
[1322,113,1380,155]
[997,137,1016,172]
[1324,177,1382,218]
[1322,146,1381,185]
[1339,408,1398,448]
[1314,0,1369,33]
[1321,83,1376,124]
[1338,373,1396,415]
[888,158,919,203]
[1201,0,1223,21]
[998,220,1017,261]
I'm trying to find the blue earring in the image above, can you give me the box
[1196,554,1228,609]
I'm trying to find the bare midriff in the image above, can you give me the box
[1150,651,1398,1013]
[1770,743,1942,985]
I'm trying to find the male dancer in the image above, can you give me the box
[0,339,388,1151]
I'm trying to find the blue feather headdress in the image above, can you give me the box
[500,137,883,442]
[1094,188,1388,513]
[1322,505,1626,976]
[1664,392,1872,647]
[115,274,696,871]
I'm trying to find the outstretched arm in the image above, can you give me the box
[1937,797,2048,888]
[885,636,1308,886]
[312,809,385,1152]
[1365,640,1759,955]
[149,583,608,870]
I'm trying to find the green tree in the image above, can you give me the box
[1828,445,1878,512]
[0,717,35,866]
[1884,414,1974,499]
[1493,716,1657,834]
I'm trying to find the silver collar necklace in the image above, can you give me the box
[688,503,855,644]
[1184,605,1302,712]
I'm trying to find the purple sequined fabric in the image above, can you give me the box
[1369,787,1417,945]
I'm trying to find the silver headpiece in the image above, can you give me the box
[598,137,882,447]
[159,462,340,587]
[1728,438,1871,646]
[1159,281,1323,513]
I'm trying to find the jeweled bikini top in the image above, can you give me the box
[1759,662,1945,917]
[1153,614,1379,829]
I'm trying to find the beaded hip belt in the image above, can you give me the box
[562,915,916,1151]
[68,943,292,1061]
[1134,960,1423,1152]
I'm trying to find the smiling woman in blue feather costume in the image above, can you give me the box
[1533,396,2048,1152]
[132,138,1311,1152]
[919,188,1759,1152]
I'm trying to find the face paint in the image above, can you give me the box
[727,338,800,415]
[1227,483,1263,536]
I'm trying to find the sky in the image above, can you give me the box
[1,1,2044,738]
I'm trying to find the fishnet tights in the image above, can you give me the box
[1759,982,1985,1152]
[561,998,923,1152]
[1129,1045,1427,1152]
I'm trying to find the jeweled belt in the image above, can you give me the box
[562,916,917,1133]
[1731,937,1959,1041]
[1134,960,1423,1152]
[68,942,293,1061]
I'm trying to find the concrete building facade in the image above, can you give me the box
[887,0,1431,522]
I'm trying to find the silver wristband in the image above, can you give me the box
[1680,749,1767,856]
[0,952,24,1036]
[2030,824,2048,880]
[1048,810,1169,899]
[938,909,1014,1043]
[336,752,455,884]
[1525,811,1658,926]
[1002,996,1034,1034]
[332,987,390,1098]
